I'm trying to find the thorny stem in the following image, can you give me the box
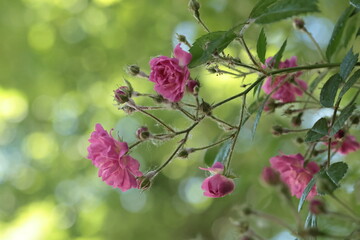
[225,95,246,175]
[154,121,200,174]
[301,28,327,62]
[191,135,234,152]
[129,141,142,150]
[239,37,267,74]
[130,104,176,133]
[209,115,238,130]
[212,76,266,109]
[327,97,342,167]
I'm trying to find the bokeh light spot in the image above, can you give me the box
[0,88,28,123]
[28,23,55,51]
[23,132,59,162]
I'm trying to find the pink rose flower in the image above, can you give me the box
[200,162,235,198]
[270,153,320,199]
[262,56,308,103]
[87,124,143,191]
[149,44,192,102]
[329,130,360,155]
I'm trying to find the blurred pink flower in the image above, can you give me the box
[261,166,280,185]
[330,130,360,155]
[87,124,143,191]
[200,162,235,198]
[262,56,308,103]
[149,44,192,102]
[270,153,319,199]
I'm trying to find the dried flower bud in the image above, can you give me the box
[122,105,136,114]
[114,86,131,104]
[293,18,305,30]
[199,100,212,115]
[272,125,283,136]
[127,65,140,76]
[309,199,327,215]
[261,167,280,185]
[241,206,252,216]
[136,126,150,141]
[296,137,304,144]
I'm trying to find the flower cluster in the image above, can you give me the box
[267,153,319,199]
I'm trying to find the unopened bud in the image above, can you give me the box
[186,79,200,95]
[264,99,278,112]
[188,0,200,12]
[138,170,157,191]
[242,206,252,216]
[177,148,194,158]
[296,137,304,144]
[261,167,280,185]
[272,125,283,136]
[127,65,140,76]
[114,86,131,104]
[199,100,212,115]
[309,199,327,215]
[293,18,305,30]
[136,126,150,141]
[177,34,187,43]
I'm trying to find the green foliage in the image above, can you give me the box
[298,176,317,211]
[257,28,267,63]
[350,0,360,8]
[204,139,232,166]
[252,94,270,139]
[339,69,360,98]
[188,31,236,68]
[272,40,287,68]
[326,7,355,61]
[249,0,319,24]
[305,118,328,142]
[330,103,356,136]
[339,48,359,80]
[326,162,348,185]
[320,74,342,107]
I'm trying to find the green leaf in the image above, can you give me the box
[339,48,359,80]
[214,140,232,165]
[326,7,355,61]
[298,176,317,212]
[350,0,360,8]
[309,71,328,93]
[357,27,360,37]
[320,74,342,107]
[343,22,357,48]
[273,40,287,68]
[305,212,317,229]
[329,103,356,136]
[250,0,319,24]
[305,118,328,142]
[339,69,360,99]
[257,28,267,63]
[189,31,236,68]
[326,162,348,185]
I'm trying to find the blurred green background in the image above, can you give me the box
[1,0,359,239]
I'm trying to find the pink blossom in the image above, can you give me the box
[149,44,192,102]
[200,162,235,198]
[262,56,308,103]
[87,124,143,191]
[261,166,280,185]
[330,130,360,155]
[270,153,320,199]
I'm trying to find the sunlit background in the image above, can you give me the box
[1,0,359,239]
